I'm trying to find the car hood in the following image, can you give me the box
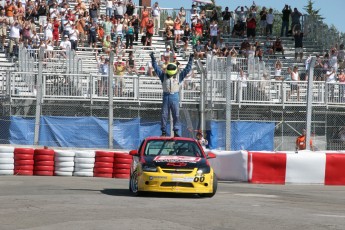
[145,155,208,168]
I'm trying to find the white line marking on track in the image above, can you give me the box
[234,193,279,198]
[314,214,345,218]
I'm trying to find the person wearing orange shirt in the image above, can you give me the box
[145,18,154,46]
[296,129,314,151]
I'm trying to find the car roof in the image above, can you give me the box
[144,136,197,142]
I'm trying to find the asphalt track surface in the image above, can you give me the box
[0,176,344,230]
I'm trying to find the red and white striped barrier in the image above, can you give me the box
[14,148,34,176]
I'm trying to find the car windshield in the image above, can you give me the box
[144,140,203,157]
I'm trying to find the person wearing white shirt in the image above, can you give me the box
[237,67,248,101]
[326,67,336,101]
[287,66,300,101]
[44,19,53,41]
[60,35,71,58]
[106,0,113,17]
[210,20,218,46]
[9,21,21,57]
[152,2,161,35]
[69,25,79,50]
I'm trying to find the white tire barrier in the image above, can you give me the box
[0,146,14,153]
[75,151,96,158]
[54,171,73,176]
[0,152,14,158]
[73,171,94,177]
[73,151,95,177]
[55,161,75,167]
[54,150,76,157]
[0,169,14,175]
[0,164,14,170]
[74,158,95,164]
[0,158,14,164]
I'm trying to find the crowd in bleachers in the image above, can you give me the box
[1,0,345,99]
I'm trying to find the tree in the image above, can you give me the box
[303,0,323,19]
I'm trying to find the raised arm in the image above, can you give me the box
[150,52,164,81]
[178,54,194,82]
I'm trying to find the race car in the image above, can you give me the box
[129,136,217,197]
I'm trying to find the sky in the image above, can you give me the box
[133,0,345,33]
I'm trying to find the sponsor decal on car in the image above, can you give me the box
[149,176,168,180]
[153,156,201,163]
[172,177,194,182]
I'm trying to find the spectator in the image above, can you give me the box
[232,20,245,38]
[293,25,304,62]
[88,19,97,48]
[230,46,238,70]
[314,54,324,81]
[246,13,256,41]
[259,7,267,36]
[164,16,174,33]
[296,129,313,151]
[193,39,204,59]
[131,14,140,42]
[190,8,199,27]
[151,2,161,35]
[69,24,79,50]
[89,3,98,23]
[174,17,182,44]
[59,34,71,58]
[97,24,104,43]
[182,24,191,51]
[266,8,274,36]
[125,21,134,49]
[249,1,258,17]
[272,37,285,58]
[126,0,135,17]
[103,15,113,37]
[281,5,292,37]
[102,35,112,54]
[291,8,302,32]
[178,7,186,25]
[196,130,208,148]
[31,30,40,49]
[235,6,249,29]
[337,44,345,69]
[263,36,273,55]
[274,60,283,80]
[106,0,113,17]
[76,16,86,46]
[0,9,8,51]
[287,66,300,101]
[140,6,149,34]
[239,38,250,57]
[100,57,110,96]
[325,67,336,101]
[114,1,125,20]
[222,7,232,34]
[329,48,338,73]
[43,18,53,42]
[338,69,345,102]
[37,1,48,34]
[237,67,248,101]
[114,56,126,96]
[5,0,15,24]
[209,20,218,46]
[145,18,154,46]
[126,53,139,75]
[194,19,203,37]
[210,9,218,22]
[8,20,21,57]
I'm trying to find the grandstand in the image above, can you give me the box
[0,0,345,151]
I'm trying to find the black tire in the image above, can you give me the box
[129,170,143,196]
[199,173,218,198]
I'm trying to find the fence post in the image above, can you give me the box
[226,56,232,151]
[34,47,44,146]
[196,60,205,134]
[306,57,316,150]
[108,52,114,149]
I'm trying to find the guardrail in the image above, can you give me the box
[3,71,345,106]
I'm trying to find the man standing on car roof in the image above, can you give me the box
[150,52,194,137]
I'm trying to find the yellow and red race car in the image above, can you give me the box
[129,136,217,197]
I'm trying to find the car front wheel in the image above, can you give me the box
[129,170,141,196]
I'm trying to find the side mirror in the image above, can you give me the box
[129,150,139,156]
[207,152,216,159]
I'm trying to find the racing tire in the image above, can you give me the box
[34,155,54,161]
[113,173,130,179]
[93,167,113,174]
[0,169,14,175]
[95,156,114,163]
[34,171,54,176]
[54,167,74,172]
[95,151,114,158]
[94,162,113,168]
[54,171,73,176]
[14,159,34,165]
[54,161,74,167]
[73,171,93,177]
[14,154,34,160]
[34,149,55,156]
[75,151,96,158]
[0,164,14,170]
[14,170,34,176]
[74,167,93,172]
[199,173,218,198]
[14,165,33,171]
[75,158,95,164]
[114,158,132,164]
[1,158,15,164]
[14,148,34,155]
[34,165,55,171]
[74,163,94,169]
[114,152,132,159]
[0,146,14,153]
[93,172,113,178]
[113,168,130,174]
[54,156,74,162]
[54,150,75,157]
[0,153,14,158]
[113,163,131,169]
[34,161,54,166]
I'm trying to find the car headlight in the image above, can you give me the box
[196,166,210,175]
[142,165,158,172]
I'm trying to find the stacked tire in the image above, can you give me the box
[34,149,55,176]
[0,146,14,175]
[113,152,132,179]
[54,150,75,176]
[94,151,114,178]
[14,148,34,175]
[73,151,95,177]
